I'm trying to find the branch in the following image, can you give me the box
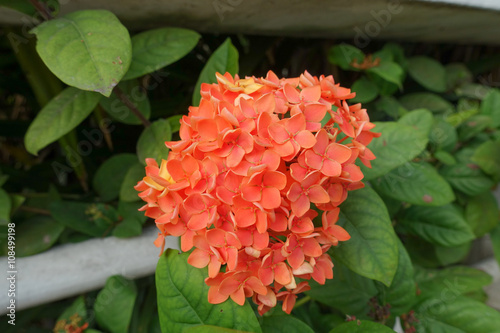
[113,86,151,128]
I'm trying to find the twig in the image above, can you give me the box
[113,86,151,128]
[19,206,51,216]
[29,0,54,20]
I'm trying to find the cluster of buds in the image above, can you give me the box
[135,70,379,314]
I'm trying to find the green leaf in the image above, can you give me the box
[99,80,151,125]
[14,216,64,257]
[328,44,364,71]
[429,119,457,152]
[455,83,491,100]
[381,43,407,69]
[112,217,142,238]
[415,296,500,333]
[50,201,118,236]
[330,320,395,333]
[480,88,500,128]
[359,122,428,180]
[375,96,407,119]
[434,150,456,165]
[372,162,455,206]
[95,275,138,333]
[471,140,500,180]
[32,10,132,96]
[156,249,262,333]
[193,38,239,106]
[400,205,475,247]
[407,56,447,92]
[120,163,145,202]
[0,188,11,225]
[334,187,398,286]
[399,93,454,113]
[398,109,434,136]
[383,240,416,316]
[307,260,377,318]
[367,61,404,87]
[123,27,200,80]
[24,87,101,155]
[435,242,471,266]
[261,315,314,333]
[184,326,253,333]
[137,119,172,165]
[93,153,138,202]
[351,77,378,103]
[445,63,473,90]
[465,191,499,237]
[0,0,37,16]
[440,163,494,196]
[446,107,479,128]
[457,115,491,141]
[490,223,500,267]
[168,115,183,133]
[57,295,87,323]
[117,200,147,224]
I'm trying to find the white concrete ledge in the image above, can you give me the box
[0,226,177,315]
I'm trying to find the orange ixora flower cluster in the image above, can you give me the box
[135,70,379,314]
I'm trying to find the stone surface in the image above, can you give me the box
[1,0,500,44]
[0,226,177,314]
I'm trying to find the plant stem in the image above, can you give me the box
[29,0,54,20]
[294,295,311,309]
[19,206,51,216]
[113,86,151,128]
[94,105,114,150]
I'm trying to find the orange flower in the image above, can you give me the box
[136,70,380,314]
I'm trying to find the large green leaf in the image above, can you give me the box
[491,223,500,267]
[334,187,398,286]
[156,249,262,333]
[32,10,131,97]
[435,242,471,266]
[261,315,314,333]
[330,320,394,333]
[328,44,364,71]
[359,122,428,180]
[415,296,500,333]
[399,93,454,113]
[120,163,145,202]
[136,119,172,165]
[429,119,457,152]
[92,153,137,202]
[367,61,404,87]
[397,109,434,136]
[414,266,492,298]
[407,56,447,93]
[14,216,64,257]
[465,191,499,237]
[471,140,500,180]
[124,27,200,80]
[306,260,377,318]
[445,63,472,90]
[351,76,378,103]
[184,326,253,333]
[94,275,138,333]
[192,38,239,106]
[383,240,416,316]
[400,205,475,247]
[49,201,118,236]
[480,88,500,128]
[99,80,151,125]
[372,162,455,206]
[24,87,101,155]
[0,188,11,225]
[440,163,493,196]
